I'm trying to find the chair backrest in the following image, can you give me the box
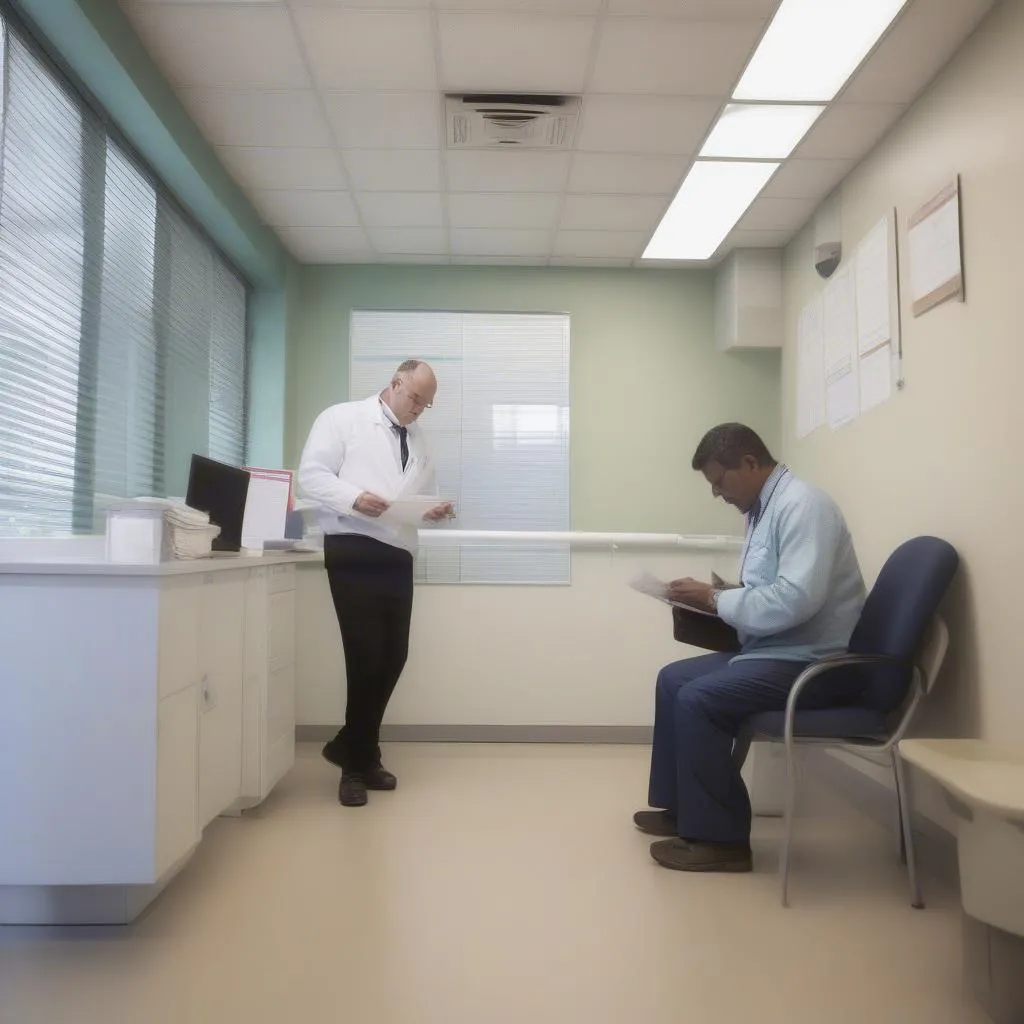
[848,536,959,711]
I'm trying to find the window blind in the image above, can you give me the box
[349,310,571,585]
[0,8,249,537]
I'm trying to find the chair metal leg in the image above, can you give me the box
[779,740,797,907]
[893,749,924,909]
[892,755,907,865]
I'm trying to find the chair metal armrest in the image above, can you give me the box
[783,653,913,749]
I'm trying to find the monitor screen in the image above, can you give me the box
[185,455,251,552]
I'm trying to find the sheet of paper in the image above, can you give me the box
[822,264,857,379]
[822,265,860,430]
[711,571,740,590]
[855,217,892,356]
[796,295,825,439]
[627,570,716,617]
[381,495,448,528]
[826,366,859,430]
[909,193,962,302]
[241,470,291,549]
[859,343,894,413]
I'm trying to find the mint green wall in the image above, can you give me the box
[13,0,290,466]
[287,265,781,535]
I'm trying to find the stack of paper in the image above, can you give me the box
[164,502,221,560]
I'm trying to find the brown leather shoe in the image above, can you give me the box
[650,838,752,872]
[633,809,677,837]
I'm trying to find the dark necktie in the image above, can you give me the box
[393,424,408,470]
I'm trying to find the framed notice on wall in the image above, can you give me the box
[907,177,964,317]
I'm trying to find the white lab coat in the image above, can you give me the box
[297,394,438,552]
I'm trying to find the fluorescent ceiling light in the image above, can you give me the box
[700,103,825,159]
[642,160,778,262]
[734,0,910,102]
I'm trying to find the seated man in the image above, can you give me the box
[635,423,866,873]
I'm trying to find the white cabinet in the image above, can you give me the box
[0,554,305,925]
[238,562,296,810]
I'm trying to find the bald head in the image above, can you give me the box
[383,359,437,425]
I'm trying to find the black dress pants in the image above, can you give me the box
[323,534,414,772]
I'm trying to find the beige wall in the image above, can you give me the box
[781,0,1024,768]
[286,264,781,535]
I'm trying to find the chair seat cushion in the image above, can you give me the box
[747,706,888,740]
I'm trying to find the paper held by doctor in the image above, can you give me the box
[380,495,455,528]
[628,570,721,617]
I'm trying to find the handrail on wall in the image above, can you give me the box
[418,530,742,551]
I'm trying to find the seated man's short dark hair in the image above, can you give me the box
[691,423,775,472]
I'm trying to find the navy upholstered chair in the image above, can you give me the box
[734,536,960,908]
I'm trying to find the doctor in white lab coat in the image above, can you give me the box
[298,359,453,807]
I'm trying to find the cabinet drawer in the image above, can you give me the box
[268,563,295,595]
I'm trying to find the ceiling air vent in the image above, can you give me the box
[445,94,581,150]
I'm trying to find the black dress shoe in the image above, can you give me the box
[338,773,368,807]
[364,764,397,791]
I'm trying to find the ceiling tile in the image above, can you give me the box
[560,195,667,232]
[127,6,310,88]
[438,0,600,8]
[276,226,372,261]
[447,193,561,229]
[438,13,596,93]
[291,0,430,6]
[635,257,710,268]
[368,227,449,253]
[253,190,359,227]
[450,256,549,265]
[450,228,550,256]
[735,196,817,233]
[794,103,907,160]
[575,96,718,154]
[549,256,632,266]
[357,192,445,228]
[324,93,441,149]
[294,10,437,90]
[445,151,570,192]
[216,147,347,190]
[567,153,683,194]
[343,150,442,191]
[374,254,451,264]
[607,0,778,14]
[178,89,332,148]
[553,230,647,258]
[761,158,854,199]
[721,228,791,250]
[589,18,765,95]
[841,0,994,104]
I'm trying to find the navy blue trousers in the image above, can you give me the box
[647,653,808,845]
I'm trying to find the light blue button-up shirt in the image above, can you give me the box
[715,465,866,664]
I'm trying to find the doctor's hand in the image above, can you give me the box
[423,502,455,523]
[353,492,390,518]
[666,578,716,613]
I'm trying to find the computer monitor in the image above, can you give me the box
[185,455,251,552]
